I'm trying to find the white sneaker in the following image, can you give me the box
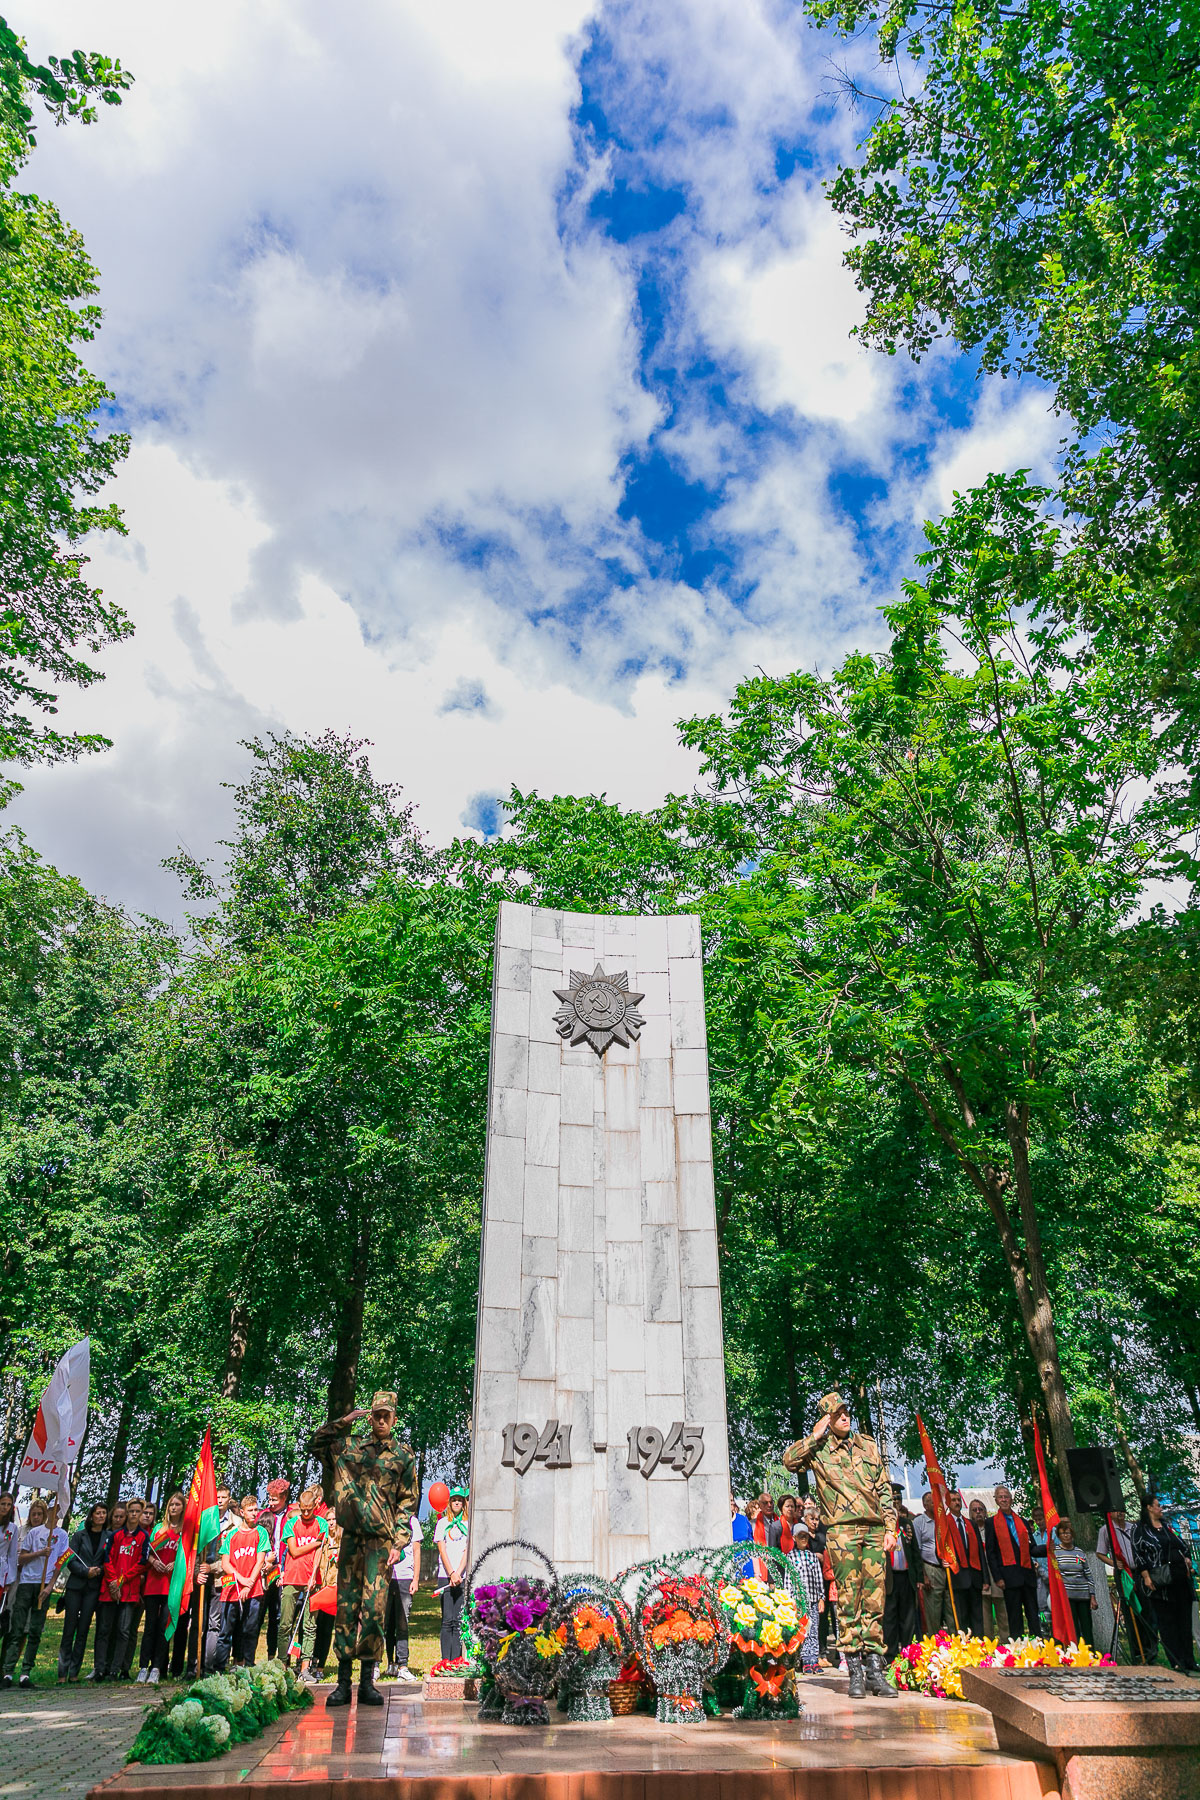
[396,1666,415,1681]
[147,1669,160,1685]
[136,1668,149,1683]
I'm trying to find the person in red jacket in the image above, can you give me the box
[139,1492,185,1685]
[214,1496,271,1672]
[102,1499,149,1680]
[278,1488,329,1668]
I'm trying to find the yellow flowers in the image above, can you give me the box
[718,1577,809,1663]
[534,1632,563,1659]
[734,1604,758,1629]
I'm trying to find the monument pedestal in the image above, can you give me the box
[961,1664,1200,1800]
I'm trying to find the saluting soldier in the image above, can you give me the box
[782,1391,898,1700]
[308,1390,419,1708]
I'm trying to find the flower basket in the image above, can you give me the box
[558,1575,632,1722]
[634,1571,729,1725]
[716,1576,806,1719]
[466,1538,565,1726]
[609,1678,644,1716]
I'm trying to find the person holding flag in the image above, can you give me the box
[277,1487,328,1669]
[164,1429,220,1678]
[782,1390,898,1701]
[985,1484,1041,1637]
[1098,1508,1154,1662]
[914,1416,962,1632]
[1031,1421,1077,1647]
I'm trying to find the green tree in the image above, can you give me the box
[0,19,133,773]
[682,473,1189,1519]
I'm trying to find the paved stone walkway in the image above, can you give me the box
[0,1685,148,1800]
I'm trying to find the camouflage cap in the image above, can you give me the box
[370,1390,398,1414]
[818,1390,850,1420]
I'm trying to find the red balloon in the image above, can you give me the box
[428,1480,450,1514]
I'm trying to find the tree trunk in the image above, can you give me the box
[1108,1378,1149,1503]
[106,1356,141,1509]
[321,1220,371,1500]
[222,1303,251,1400]
[783,1333,803,1442]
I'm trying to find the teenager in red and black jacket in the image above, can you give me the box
[985,1485,1040,1637]
[101,1498,149,1679]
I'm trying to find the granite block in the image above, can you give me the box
[561,914,596,948]
[670,1000,705,1050]
[639,1056,673,1109]
[636,915,669,971]
[525,1090,560,1166]
[492,1085,528,1139]
[522,1163,557,1236]
[606,1186,642,1240]
[647,1474,691,1556]
[558,1190,594,1251]
[643,1224,682,1322]
[606,1239,644,1307]
[604,1061,640,1132]
[607,1304,645,1370]
[676,1112,713,1163]
[677,1159,717,1228]
[494,986,530,1037]
[559,1122,594,1186]
[479,1306,519,1372]
[491,1032,530,1091]
[556,1315,593,1387]
[606,1448,650,1539]
[497,946,531,992]
[642,1179,677,1225]
[667,956,704,1005]
[638,971,670,1016]
[482,1220,522,1305]
[561,1062,596,1126]
[604,1128,640,1189]
[557,1248,594,1317]
[498,903,533,950]
[679,1227,720,1289]
[683,1283,724,1355]
[518,1278,556,1380]
[533,907,564,941]
[666,915,700,958]
[644,1320,685,1395]
[527,1038,561,1095]
[672,1072,710,1116]
[639,1108,676,1182]
[528,967,563,1043]
[683,1354,727,1422]
[486,1134,525,1223]
[673,1046,709,1080]
[524,1234,558,1280]
[638,1012,671,1057]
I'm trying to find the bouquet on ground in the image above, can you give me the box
[635,1570,729,1725]
[716,1576,807,1718]
[558,1575,632,1722]
[890,1632,1114,1701]
[467,1539,565,1725]
[126,1659,312,1766]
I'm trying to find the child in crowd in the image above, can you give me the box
[214,1495,270,1672]
[278,1486,328,1669]
[102,1497,148,1680]
[787,1519,825,1674]
[140,1491,185,1683]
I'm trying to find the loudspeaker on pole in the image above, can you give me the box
[1066,1444,1125,1513]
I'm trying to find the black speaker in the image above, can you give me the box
[1067,1445,1124,1514]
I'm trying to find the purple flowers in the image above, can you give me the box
[505,1602,535,1631]
[470,1574,559,1662]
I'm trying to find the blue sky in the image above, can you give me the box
[10,0,1060,913]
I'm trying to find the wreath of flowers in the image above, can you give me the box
[890,1632,1114,1701]
[472,1577,565,1664]
[126,1660,311,1766]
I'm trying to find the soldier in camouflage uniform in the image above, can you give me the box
[782,1390,898,1700]
[308,1390,419,1708]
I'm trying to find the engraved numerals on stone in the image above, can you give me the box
[501,1419,573,1475]
[626,1421,704,1479]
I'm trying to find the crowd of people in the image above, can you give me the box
[0,1472,473,1690]
[733,1484,1199,1674]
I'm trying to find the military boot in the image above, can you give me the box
[325,1658,354,1707]
[845,1653,866,1700]
[863,1652,897,1698]
[358,1660,385,1707]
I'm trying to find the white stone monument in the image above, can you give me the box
[468,902,731,1578]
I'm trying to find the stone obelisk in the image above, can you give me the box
[468,903,730,1577]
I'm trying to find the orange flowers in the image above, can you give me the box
[572,1604,619,1655]
[649,1608,717,1649]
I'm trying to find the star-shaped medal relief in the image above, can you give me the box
[553,963,646,1057]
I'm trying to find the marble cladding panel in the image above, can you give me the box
[643,1224,682,1322]
[498,902,532,950]
[485,1134,524,1224]
[527,1039,561,1094]
[525,1089,560,1167]
[475,904,729,1572]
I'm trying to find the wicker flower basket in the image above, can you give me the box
[609,1678,646,1716]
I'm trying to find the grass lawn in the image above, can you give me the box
[7,1584,448,1690]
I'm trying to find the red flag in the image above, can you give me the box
[1032,1420,1074,1645]
[166,1427,220,1642]
[916,1414,960,1574]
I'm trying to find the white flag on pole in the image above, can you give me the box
[19,1338,90,1504]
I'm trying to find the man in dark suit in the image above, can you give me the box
[946,1492,985,1634]
[985,1484,1040,1637]
[883,1485,924,1657]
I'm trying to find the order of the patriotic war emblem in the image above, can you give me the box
[554,964,646,1057]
